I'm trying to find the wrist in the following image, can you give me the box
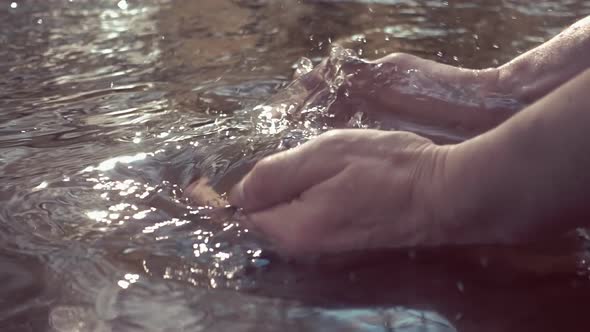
[475,66,525,114]
[432,135,533,245]
[441,69,590,245]
[497,16,590,105]
[496,60,544,104]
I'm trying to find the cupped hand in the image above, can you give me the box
[228,129,452,256]
[296,51,519,136]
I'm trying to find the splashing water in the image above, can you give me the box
[254,46,364,138]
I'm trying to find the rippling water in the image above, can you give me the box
[2,0,590,331]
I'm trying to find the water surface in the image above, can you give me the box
[2,0,590,331]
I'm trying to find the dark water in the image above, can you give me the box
[2,0,590,331]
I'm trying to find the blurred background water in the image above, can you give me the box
[2,0,590,331]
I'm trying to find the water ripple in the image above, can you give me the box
[1,0,590,330]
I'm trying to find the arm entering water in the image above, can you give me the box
[223,70,590,255]
[186,17,590,255]
[333,15,590,134]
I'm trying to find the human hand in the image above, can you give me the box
[227,129,451,256]
[285,50,520,138]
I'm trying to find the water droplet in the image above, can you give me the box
[117,280,130,289]
[117,0,128,10]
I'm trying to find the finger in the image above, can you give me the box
[244,167,373,256]
[242,163,356,253]
[228,142,346,212]
[185,177,226,207]
[245,197,333,255]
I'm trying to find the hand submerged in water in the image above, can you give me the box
[227,129,450,255]
[228,65,590,256]
[295,51,520,137]
[228,68,590,257]
[186,16,590,257]
[297,17,590,138]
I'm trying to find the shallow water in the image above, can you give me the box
[2,0,590,331]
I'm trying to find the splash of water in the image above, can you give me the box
[253,46,364,138]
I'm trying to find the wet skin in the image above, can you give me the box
[189,15,590,256]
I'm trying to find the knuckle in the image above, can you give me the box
[318,129,353,151]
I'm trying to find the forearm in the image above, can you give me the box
[368,54,516,134]
[441,68,590,245]
[374,16,590,132]
[498,15,590,103]
[407,15,590,120]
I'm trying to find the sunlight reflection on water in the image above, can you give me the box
[1,0,590,331]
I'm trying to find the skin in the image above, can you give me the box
[189,16,590,256]
[441,68,590,245]
[186,177,228,208]
[302,15,590,135]
[229,129,443,255]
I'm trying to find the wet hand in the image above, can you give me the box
[299,51,517,135]
[228,129,450,256]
